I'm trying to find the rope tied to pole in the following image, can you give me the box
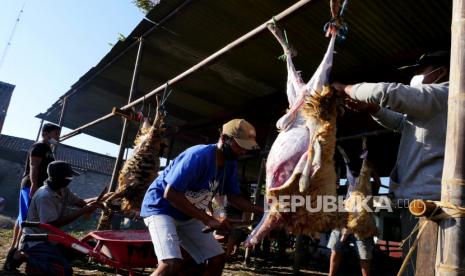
[270,16,292,61]
[397,200,465,276]
[159,82,172,115]
[324,0,349,42]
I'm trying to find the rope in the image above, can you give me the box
[397,200,465,276]
[160,83,173,107]
[324,0,349,42]
[270,16,291,61]
[396,219,430,276]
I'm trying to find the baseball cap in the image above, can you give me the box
[398,50,450,71]
[222,119,260,150]
[47,161,80,179]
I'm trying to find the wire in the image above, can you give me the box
[0,2,26,73]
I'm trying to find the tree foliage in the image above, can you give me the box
[132,0,158,14]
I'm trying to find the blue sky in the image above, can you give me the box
[0,0,145,156]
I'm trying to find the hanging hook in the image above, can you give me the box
[324,0,349,42]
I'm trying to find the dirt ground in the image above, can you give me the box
[0,228,329,276]
[0,223,400,275]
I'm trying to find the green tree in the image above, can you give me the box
[133,0,159,14]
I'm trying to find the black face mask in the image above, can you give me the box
[221,139,238,160]
[46,178,72,190]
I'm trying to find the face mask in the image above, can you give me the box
[221,140,238,160]
[410,67,443,86]
[47,178,72,190]
[49,138,59,145]
[410,74,424,86]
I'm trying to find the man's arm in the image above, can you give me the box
[164,185,223,229]
[227,194,263,214]
[29,156,42,198]
[48,203,98,228]
[371,108,406,132]
[72,192,114,208]
[346,82,449,119]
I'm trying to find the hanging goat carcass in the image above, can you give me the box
[245,25,342,246]
[98,103,166,229]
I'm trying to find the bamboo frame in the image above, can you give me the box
[59,0,316,142]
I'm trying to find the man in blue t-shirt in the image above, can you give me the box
[141,118,263,276]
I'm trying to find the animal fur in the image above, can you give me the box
[267,86,343,236]
[344,158,378,239]
[97,107,165,230]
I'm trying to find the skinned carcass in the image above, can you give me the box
[245,25,341,247]
[97,104,165,230]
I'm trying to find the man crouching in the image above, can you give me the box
[141,119,264,276]
[6,161,111,275]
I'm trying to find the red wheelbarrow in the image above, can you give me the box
[22,221,157,276]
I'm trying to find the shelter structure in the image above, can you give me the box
[35,0,459,273]
[37,0,452,182]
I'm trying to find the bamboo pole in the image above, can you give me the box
[436,0,465,274]
[96,38,144,230]
[59,0,316,142]
[409,200,438,217]
[109,37,145,193]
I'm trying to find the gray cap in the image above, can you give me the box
[47,161,79,179]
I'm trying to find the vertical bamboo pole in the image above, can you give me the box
[97,38,144,230]
[109,37,144,192]
[35,119,44,141]
[436,1,465,275]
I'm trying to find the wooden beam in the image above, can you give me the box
[416,218,438,276]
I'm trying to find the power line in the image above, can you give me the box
[0,2,26,72]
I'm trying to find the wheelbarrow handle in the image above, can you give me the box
[21,221,41,228]
[23,234,48,242]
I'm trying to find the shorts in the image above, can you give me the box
[17,187,30,224]
[327,229,374,260]
[144,214,224,264]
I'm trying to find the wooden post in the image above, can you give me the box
[435,0,465,274]
[244,157,266,265]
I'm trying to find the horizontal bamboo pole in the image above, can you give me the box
[409,199,438,217]
[59,0,315,142]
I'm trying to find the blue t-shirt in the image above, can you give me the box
[140,144,240,220]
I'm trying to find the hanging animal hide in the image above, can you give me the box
[97,105,166,230]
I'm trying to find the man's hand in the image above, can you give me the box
[99,192,114,202]
[344,97,380,114]
[82,201,101,213]
[204,216,231,232]
[331,82,352,97]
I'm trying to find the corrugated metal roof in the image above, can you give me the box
[0,134,115,175]
[36,0,452,176]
